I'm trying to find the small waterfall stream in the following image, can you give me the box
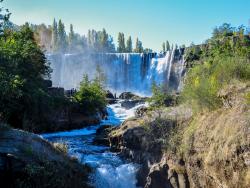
[41,101,145,188]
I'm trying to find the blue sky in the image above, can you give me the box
[3,0,250,51]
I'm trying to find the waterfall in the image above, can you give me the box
[48,49,185,95]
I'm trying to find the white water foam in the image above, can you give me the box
[41,101,145,188]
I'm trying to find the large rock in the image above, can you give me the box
[93,125,113,146]
[105,90,115,99]
[0,125,91,188]
[119,92,140,100]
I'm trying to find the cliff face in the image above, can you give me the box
[109,83,250,188]
[0,125,91,188]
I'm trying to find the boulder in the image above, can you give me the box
[93,125,113,146]
[105,90,115,99]
[0,125,91,187]
[119,92,140,100]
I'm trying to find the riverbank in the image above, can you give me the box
[109,83,250,188]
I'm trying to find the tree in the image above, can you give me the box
[68,24,75,52]
[100,28,108,52]
[162,42,166,52]
[117,32,125,52]
[0,0,11,34]
[73,74,107,115]
[134,38,143,53]
[166,41,170,51]
[0,24,51,128]
[126,36,133,52]
[51,19,58,52]
[57,19,67,52]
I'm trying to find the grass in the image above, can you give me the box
[53,142,68,153]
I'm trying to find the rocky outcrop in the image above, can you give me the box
[0,124,91,188]
[109,83,250,188]
[93,125,113,146]
[119,92,141,100]
[110,105,192,187]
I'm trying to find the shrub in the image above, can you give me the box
[181,56,250,111]
[73,75,107,115]
[148,81,177,107]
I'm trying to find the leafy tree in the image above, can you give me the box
[148,81,174,107]
[0,24,52,128]
[73,75,107,115]
[126,36,132,52]
[117,32,125,52]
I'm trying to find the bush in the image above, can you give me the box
[181,56,250,111]
[148,82,178,107]
[73,75,107,115]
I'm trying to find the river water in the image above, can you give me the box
[41,101,145,188]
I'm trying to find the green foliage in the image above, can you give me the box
[0,0,11,34]
[57,19,67,52]
[245,92,250,104]
[51,18,58,52]
[73,75,107,115]
[148,81,176,107]
[117,32,126,52]
[162,42,166,52]
[134,37,143,53]
[182,23,250,111]
[166,40,170,51]
[0,24,52,126]
[126,36,133,52]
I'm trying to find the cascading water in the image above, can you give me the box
[48,48,185,96]
[41,101,146,188]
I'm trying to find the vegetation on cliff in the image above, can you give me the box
[182,23,250,111]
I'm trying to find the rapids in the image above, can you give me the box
[41,101,145,188]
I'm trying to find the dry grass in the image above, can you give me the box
[53,142,68,153]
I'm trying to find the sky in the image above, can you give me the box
[3,0,250,52]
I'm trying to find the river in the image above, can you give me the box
[41,100,145,188]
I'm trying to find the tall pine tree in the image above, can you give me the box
[134,38,143,53]
[57,19,67,52]
[52,19,58,52]
[162,42,166,52]
[100,28,108,52]
[126,36,132,52]
[117,32,125,52]
[68,24,75,52]
[166,40,170,51]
